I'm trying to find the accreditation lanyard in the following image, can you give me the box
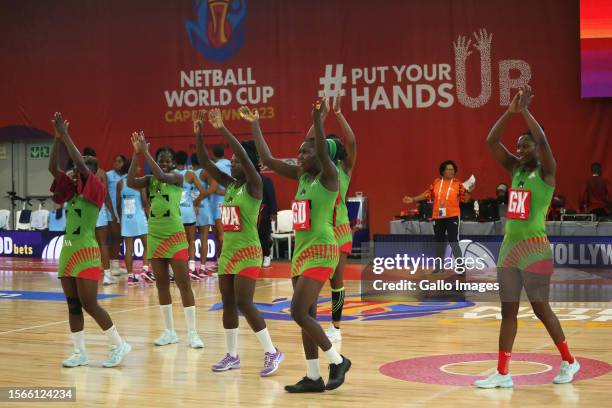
[437,178,454,207]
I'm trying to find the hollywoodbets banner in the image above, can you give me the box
[0,231,217,260]
[1,0,611,233]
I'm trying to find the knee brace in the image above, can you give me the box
[66,296,83,315]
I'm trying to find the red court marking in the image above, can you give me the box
[379,353,612,386]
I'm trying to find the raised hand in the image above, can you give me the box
[518,85,533,111]
[321,97,330,118]
[52,112,70,137]
[312,99,326,121]
[137,131,149,152]
[208,108,224,129]
[131,132,143,154]
[333,95,342,115]
[507,91,522,113]
[238,106,259,122]
[52,119,68,139]
[193,110,206,136]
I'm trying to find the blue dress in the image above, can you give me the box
[48,205,67,232]
[96,202,111,227]
[106,170,125,219]
[211,158,232,221]
[177,169,197,225]
[119,182,148,237]
[193,169,214,226]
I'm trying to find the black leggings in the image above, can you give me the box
[433,216,462,260]
[258,215,272,257]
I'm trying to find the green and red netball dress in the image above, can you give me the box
[334,166,352,254]
[51,172,106,280]
[498,166,554,275]
[147,177,188,260]
[218,182,263,279]
[291,173,339,281]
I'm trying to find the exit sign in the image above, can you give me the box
[30,145,50,159]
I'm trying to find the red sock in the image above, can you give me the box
[556,340,574,363]
[497,351,511,375]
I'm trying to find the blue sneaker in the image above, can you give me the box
[553,360,580,384]
[187,330,204,349]
[154,329,178,346]
[474,371,514,388]
[102,342,131,368]
[62,350,89,368]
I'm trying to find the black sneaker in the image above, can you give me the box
[284,376,325,393]
[326,356,351,390]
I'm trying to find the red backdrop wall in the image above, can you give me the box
[1,0,610,233]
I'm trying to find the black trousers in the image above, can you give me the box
[258,215,272,257]
[433,216,462,261]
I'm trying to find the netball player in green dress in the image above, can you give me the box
[126,132,204,349]
[50,112,130,368]
[195,109,284,376]
[475,86,579,388]
[250,99,351,393]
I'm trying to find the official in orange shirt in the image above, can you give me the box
[403,160,473,273]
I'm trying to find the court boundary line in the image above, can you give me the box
[0,280,282,336]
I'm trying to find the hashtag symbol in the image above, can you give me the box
[318,64,347,98]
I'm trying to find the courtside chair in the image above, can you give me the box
[271,209,294,260]
[0,209,10,230]
[31,208,50,230]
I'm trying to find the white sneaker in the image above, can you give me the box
[103,272,117,286]
[187,330,204,349]
[325,324,342,343]
[154,329,179,346]
[553,360,580,384]
[62,350,89,367]
[474,371,514,388]
[102,341,131,368]
[262,256,271,268]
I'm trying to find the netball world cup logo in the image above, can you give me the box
[185,0,248,62]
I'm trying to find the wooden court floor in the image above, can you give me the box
[0,258,611,408]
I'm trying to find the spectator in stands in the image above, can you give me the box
[582,162,610,218]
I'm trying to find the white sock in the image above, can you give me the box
[104,269,111,276]
[254,328,276,354]
[306,359,321,380]
[225,328,239,357]
[104,325,123,347]
[160,304,174,331]
[324,346,343,365]
[142,264,149,272]
[110,260,119,270]
[71,330,86,353]
[183,306,196,332]
[188,260,196,271]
